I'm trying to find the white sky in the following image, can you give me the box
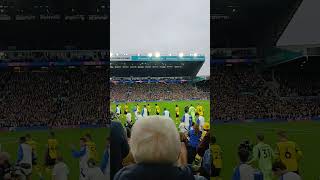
[110,0,210,76]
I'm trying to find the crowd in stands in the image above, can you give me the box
[111,82,209,102]
[0,68,107,128]
[211,64,320,121]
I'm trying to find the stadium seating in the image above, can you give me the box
[0,68,107,128]
[211,64,320,121]
[110,82,209,102]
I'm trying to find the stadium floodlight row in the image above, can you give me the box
[110,54,205,78]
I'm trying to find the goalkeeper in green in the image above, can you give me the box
[249,133,274,180]
[188,104,196,122]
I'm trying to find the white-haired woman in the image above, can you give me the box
[114,116,205,180]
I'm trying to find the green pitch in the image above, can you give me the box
[212,121,320,180]
[111,100,210,126]
[0,128,108,180]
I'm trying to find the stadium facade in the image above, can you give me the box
[110,54,205,79]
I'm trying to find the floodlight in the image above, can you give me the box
[148,53,153,57]
[179,52,184,57]
[155,52,160,57]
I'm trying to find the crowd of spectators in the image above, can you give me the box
[0,68,107,128]
[110,82,209,102]
[211,64,320,121]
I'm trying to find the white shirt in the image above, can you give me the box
[18,143,33,175]
[142,108,148,117]
[116,107,120,114]
[280,172,301,180]
[86,167,105,180]
[183,113,191,130]
[163,110,170,118]
[235,163,255,180]
[52,162,69,180]
[197,116,205,130]
[126,113,132,123]
[78,146,89,180]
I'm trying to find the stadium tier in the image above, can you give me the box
[211,50,320,122]
[110,54,205,78]
[0,51,108,129]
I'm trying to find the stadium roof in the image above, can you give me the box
[110,55,205,78]
[212,0,303,48]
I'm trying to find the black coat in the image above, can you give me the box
[114,163,195,180]
[110,121,130,180]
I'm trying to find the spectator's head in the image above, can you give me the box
[272,161,287,176]
[238,148,249,163]
[130,116,181,165]
[179,132,187,142]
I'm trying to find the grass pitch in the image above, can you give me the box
[0,128,108,180]
[110,100,210,126]
[212,121,320,180]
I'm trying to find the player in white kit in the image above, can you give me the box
[142,105,148,117]
[163,108,170,118]
[52,156,69,180]
[71,138,89,180]
[17,136,33,180]
[182,109,191,131]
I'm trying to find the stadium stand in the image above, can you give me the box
[212,54,320,122]
[0,50,108,128]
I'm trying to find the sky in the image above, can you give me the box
[110,0,210,76]
[277,0,320,46]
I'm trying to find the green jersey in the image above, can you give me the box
[189,106,196,121]
[252,142,274,171]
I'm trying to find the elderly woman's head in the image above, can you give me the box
[130,116,181,164]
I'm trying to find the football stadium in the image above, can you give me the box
[0,1,109,179]
[212,0,319,179]
[0,50,109,180]
[110,54,210,125]
[110,54,211,179]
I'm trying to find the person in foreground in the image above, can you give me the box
[114,115,204,180]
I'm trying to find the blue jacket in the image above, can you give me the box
[188,129,202,148]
